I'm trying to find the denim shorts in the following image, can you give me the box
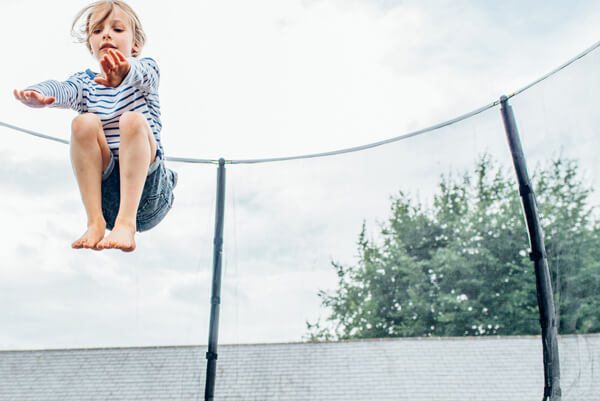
[101,151,177,232]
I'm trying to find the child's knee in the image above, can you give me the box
[119,111,147,136]
[71,113,102,140]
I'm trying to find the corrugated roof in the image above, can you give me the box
[0,335,598,401]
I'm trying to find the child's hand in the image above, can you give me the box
[13,89,55,108]
[94,49,130,87]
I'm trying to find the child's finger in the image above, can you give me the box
[94,77,109,86]
[105,53,116,70]
[112,48,124,60]
[115,50,127,63]
[99,60,107,74]
[108,49,120,64]
[16,90,27,102]
[100,56,112,72]
[100,56,109,72]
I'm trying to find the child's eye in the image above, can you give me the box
[92,29,101,34]
[114,28,124,32]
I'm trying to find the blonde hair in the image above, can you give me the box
[72,0,146,58]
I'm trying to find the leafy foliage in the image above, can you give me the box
[306,156,600,340]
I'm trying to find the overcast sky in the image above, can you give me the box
[1,0,599,350]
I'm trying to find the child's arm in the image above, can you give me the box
[120,55,160,94]
[13,89,55,108]
[16,75,84,111]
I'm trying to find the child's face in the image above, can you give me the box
[88,5,137,60]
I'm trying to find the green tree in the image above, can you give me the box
[306,156,600,340]
[536,158,600,333]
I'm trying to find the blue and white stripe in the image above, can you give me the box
[26,57,162,159]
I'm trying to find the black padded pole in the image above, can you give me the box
[500,96,561,401]
[205,158,226,401]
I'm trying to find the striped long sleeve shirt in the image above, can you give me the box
[26,57,163,159]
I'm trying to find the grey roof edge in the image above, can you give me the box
[2,333,599,353]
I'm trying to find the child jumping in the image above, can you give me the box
[14,0,176,252]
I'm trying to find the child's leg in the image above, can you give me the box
[70,113,112,249]
[96,112,157,252]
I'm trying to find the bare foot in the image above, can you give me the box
[96,223,136,252]
[72,222,106,250]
